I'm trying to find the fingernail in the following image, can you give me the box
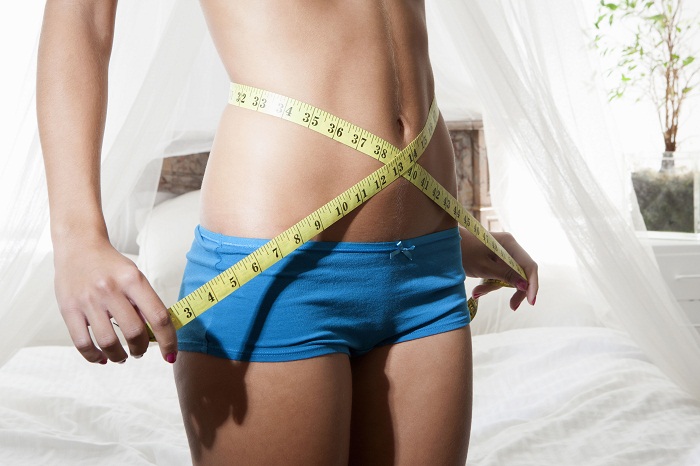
[132,353,144,359]
[117,357,127,364]
[516,279,528,292]
[99,358,108,365]
[532,296,537,306]
[166,352,177,364]
[473,292,482,299]
[513,301,521,312]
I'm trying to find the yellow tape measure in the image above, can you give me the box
[146,83,525,341]
[227,83,525,275]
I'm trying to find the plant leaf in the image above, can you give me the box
[595,14,605,29]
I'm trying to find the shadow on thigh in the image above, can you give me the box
[349,326,473,466]
[174,351,352,466]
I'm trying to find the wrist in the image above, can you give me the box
[50,217,110,251]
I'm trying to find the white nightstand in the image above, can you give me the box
[648,232,700,331]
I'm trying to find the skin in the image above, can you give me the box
[37,0,538,464]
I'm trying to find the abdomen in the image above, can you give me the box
[198,0,457,241]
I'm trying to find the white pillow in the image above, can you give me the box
[468,261,601,335]
[136,190,201,307]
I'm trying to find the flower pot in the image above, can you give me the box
[630,152,700,233]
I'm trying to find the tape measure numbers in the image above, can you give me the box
[228,83,525,278]
[145,84,525,341]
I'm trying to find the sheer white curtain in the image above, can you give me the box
[427,0,700,397]
[1,0,699,397]
[0,0,213,361]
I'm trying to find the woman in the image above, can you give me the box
[37,0,538,464]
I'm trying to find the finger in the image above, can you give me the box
[526,264,539,305]
[489,233,534,290]
[106,294,150,359]
[472,280,508,298]
[62,310,107,364]
[501,268,529,294]
[472,247,529,292]
[86,300,129,363]
[125,273,178,363]
[509,290,527,311]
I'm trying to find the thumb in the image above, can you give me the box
[471,278,515,299]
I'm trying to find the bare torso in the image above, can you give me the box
[198,0,457,241]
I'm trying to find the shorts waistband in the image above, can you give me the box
[195,224,460,254]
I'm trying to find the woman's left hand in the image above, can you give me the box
[459,226,538,311]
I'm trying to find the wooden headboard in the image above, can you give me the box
[158,120,499,230]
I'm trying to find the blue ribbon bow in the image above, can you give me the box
[389,240,415,260]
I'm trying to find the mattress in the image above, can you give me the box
[1,326,698,465]
[469,327,700,465]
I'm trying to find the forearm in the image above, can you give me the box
[36,0,118,249]
[459,224,488,278]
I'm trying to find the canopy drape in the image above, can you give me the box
[1,0,698,397]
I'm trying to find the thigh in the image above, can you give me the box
[349,326,473,466]
[174,351,352,466]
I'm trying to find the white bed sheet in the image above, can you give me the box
[1,327,698,465]
[0,348,189,465]
[469,327,700,465]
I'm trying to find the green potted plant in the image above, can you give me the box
[593,0,700,232]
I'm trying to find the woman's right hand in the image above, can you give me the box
[54,235,178,365]
[36,1,175,364]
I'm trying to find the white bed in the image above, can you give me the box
[2,191,699,465]
[2,327,699,465]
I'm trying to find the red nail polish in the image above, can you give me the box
[533,296,537,306]
[473,292,482,299]
[516,279,528,292]
[166,352,177,364]
[99,358,108,365]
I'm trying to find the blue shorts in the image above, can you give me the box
[176,224,470,362]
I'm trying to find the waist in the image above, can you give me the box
[195,223,461,253]
[199,89,458,242]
